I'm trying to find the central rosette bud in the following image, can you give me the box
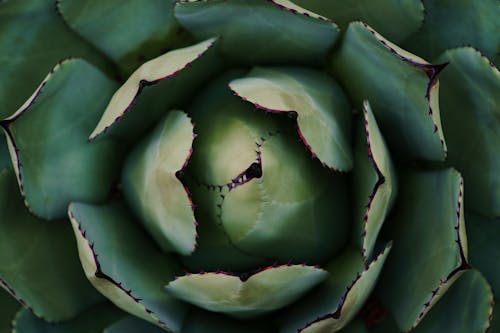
[181,71,351,271]
[119,65,356,320]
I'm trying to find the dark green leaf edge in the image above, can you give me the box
[0,59,72,217]
[88,38,218,141]
[67,208,170,331]
[0,279,38,323]
[359,100,390,263]
[409,175,470,330]
[229,87,344,173]
[356,21,448,158]
[297,243,392,332]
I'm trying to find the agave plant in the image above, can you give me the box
[0,0,498,332]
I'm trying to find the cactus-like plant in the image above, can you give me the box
[0,0,498,332]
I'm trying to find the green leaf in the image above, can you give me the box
[181,310,275,333]
[435,48,500,217]
[0,59,122,220]
[13,303,124,333]
[0,0,113,119]
[103,316,165,333]
[57,0,191,75]
[186,71,350,264]
[402,0,500,61]
[376,168,469,331]
[280,244,391,333]
[220,127,350,263]
[330,22,446,162]
[467,212,500,299]
[0,169,103,322]
[89,38,221,142]
[165,265,328,319]
[289,0,423,43]
[0,287,19,333]
[352,101,396,261]
[68,201,189,332]
[174,0,339,65]
[413,269,494,333]
[229,66,353,171]
[179,73,272,272]
[122,111,197,255]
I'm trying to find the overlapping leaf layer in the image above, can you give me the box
[0,0,498,332]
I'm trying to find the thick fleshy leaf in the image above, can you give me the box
[229,66,353,171]
[186,71,350,264]
[13,303,124,333]
[436,48,500,217]
[181,71,273,272]
[330,22,446,162]
[413,269,494,333]
[103,316,165,333]
[402,0,500,61]
[181,310,275,333]
[0,169,103,322]
[0,0,113,119]
[1,59,122,220]
[290,0,423,43]
[353,101,396,261]
[377,168,469,331]
[165,265,327,319]
[221,128,350,263]
[58,0,190,75]
[68,201,189,332]
[467,212,500,298]
[89,38,221,142]
[122,111,196,255]
[280,244,391,333]
[174,0,339,65]
[0,288,19,333]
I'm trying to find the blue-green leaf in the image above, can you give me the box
[290,0,423,43]
[175,0,339,65]
[0,169,103,322]
[376,168,469,331]
[0,0,113,119]
[68,201,189,332]
[58,0,191,75]
[435,47,500,217]
[330,22,446,162]
[1,59,122,220]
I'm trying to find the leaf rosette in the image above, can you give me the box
[0,0,498,332]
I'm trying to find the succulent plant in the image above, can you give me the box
[0,0,498,332]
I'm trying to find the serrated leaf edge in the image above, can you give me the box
[67,206,171,332]
[409,174,470,331]
[0,59,78,218]
[89,38,218,141]
[298,242,392,332]
[353,21,447,160]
